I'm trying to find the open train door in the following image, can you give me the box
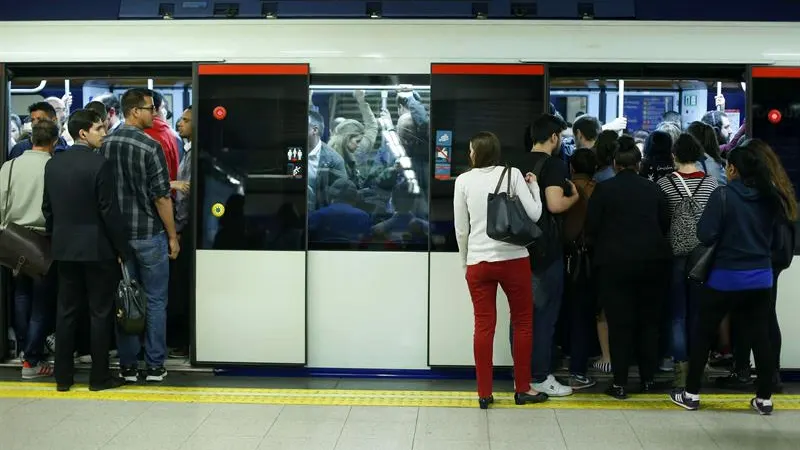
[193,64,309,366]
[427,63,548,367]
[749,65,800,370]
[0,63,8,361]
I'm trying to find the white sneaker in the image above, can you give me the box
[532,374,573,397]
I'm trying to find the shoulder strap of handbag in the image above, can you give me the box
[3,159,16,222]
[493,166,510,195]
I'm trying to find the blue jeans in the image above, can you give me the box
[116,233,169,369]
[510,257,564,383]
[670,256,701,362]
[14,269,57,365]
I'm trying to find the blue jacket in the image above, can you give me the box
[697,180,777,271]
[9,137,69,159]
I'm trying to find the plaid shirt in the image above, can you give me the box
[101,124,171,240]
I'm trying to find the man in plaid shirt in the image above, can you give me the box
[101,88,180,384]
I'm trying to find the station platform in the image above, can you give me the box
[0,368,798,450]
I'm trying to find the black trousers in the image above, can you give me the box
[597,260,670,388]
[732,270,782,373]
[687,286,775,399]
[167,232,191,349]
[54,260,120,386]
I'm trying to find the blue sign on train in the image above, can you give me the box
[436,130,452,146]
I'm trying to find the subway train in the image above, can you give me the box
[0,19,799,376]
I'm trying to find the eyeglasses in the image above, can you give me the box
[137,105,157,112]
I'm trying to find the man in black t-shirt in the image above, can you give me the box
[512,114,584,397]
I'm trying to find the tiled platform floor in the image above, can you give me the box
[0,398,797,450]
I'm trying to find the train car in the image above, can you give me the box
[0,19,798,376]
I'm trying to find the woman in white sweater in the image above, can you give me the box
[453,131,548,409]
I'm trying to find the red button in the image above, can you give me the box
[768,109,782,124]
[213,106,227,120]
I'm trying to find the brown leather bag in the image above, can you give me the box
[0,159,52,277]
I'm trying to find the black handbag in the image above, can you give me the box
[0,159,53,277]
[687,188,727,283]
[486,166,542,247]
[116,262,147,335]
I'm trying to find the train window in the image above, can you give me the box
[429,64,547,252]
[196,65,309,251]
[306,75,431,252]
[751,69,800,196]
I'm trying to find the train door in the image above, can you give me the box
[428,63,548,367]
[749,65,800,370]
[0,63,8,360]
[1,63,192,366]
[193,64,308,365]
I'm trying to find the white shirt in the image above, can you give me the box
[454,166,542,267]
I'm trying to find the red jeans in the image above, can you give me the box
[466,257,533,397]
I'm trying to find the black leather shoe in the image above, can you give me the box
[56,384,72,392]
[478,395,494,409]
[514,392,548,405]
[605,384,627,400]
[90,377,125,392]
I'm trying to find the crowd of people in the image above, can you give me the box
[3,88,192,390]
[455,103,794,415]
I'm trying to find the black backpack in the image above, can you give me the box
[528,155,561,270]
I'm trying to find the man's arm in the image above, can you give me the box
[147,145,180,259]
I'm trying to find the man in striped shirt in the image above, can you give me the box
[101,88,180,384]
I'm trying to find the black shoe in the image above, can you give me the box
[605,384,627,400]
[514,392,548,405]
[773,372,784,393]
[714,371,752,390]
[478,396,494,409]
[168,347,189,359]
[90,377,125,391]
[56,384,72,392]
[119,366,138,384]
[750,397,773,415]
[145,367,168,382]
[669,389,699,411]
[640,380,656,393]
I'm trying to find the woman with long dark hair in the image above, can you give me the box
[721,140,797,391]
[453,131,548,408]
[687,121,727,186]
[670,140,782,415]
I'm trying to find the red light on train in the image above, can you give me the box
[213,106,227,120]
[768,109,782,124]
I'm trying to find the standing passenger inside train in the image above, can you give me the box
[639,130,675,183]
[671,140,781,415]
[1,120,60,380]
[328,90,378,188]
[586,136,671,399]
[8,102,69,159]
[8,114,22,148]
[454,131,547,408]
[94,93,124,133]
[144,91,181,182]
[656,134,718,388]
[102,88,178,384]
[516,114,580,397]
[593,130,620,183]
[687,121,727,186]
[307,110,347,211]
[561,148,599,390]
[168,106,193,359]
[572,115,602,151]
[45,109,129,391]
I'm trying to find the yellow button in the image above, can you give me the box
[211,203,225,218]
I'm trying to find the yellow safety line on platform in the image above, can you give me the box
[0,382,797,410]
